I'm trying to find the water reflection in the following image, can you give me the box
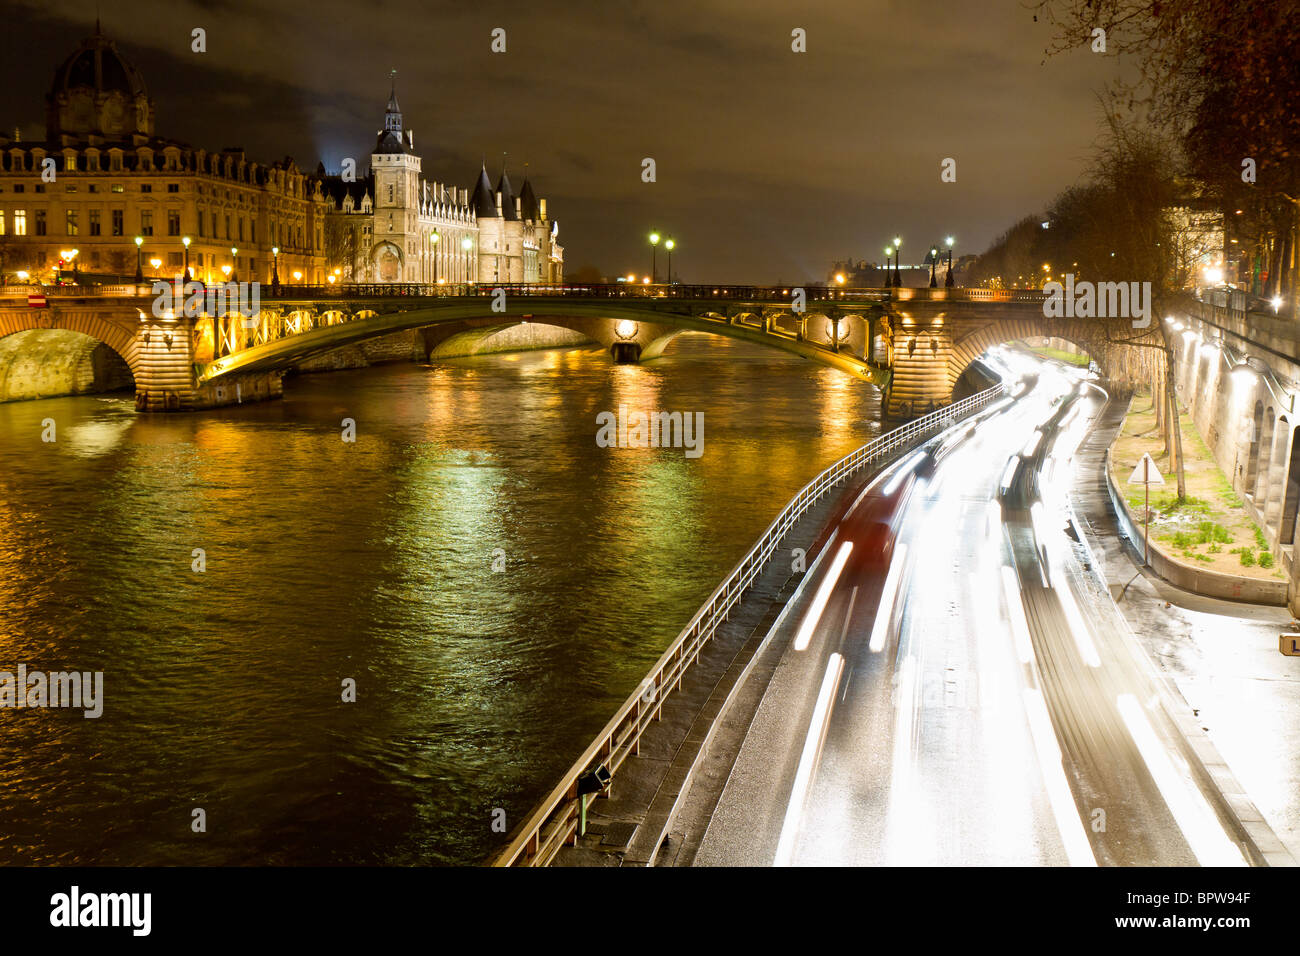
[0,333,880,864]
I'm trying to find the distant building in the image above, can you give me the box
[318,79,563,285]
[0,29,564,286]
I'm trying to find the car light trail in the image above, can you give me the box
[1001,565,1035,665]
[773,651,846,866]
[868,542,909,652]
[1116,694,1247,867]
[1022,688,1098,866]
[793,541,853,651]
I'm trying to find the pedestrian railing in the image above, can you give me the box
[490,381,1006,866]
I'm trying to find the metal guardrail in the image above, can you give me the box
[490,381,1007,866]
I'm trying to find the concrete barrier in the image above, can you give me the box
[1103,446,1289,606]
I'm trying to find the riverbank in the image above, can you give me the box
[1110,387,1284,583]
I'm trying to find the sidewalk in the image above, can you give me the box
[1074,392,1300,863]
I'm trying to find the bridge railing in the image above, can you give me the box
[490,380,1007,867]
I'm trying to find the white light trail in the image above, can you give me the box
[794,541,853,651]
[1022,688,1098,867]
[1116,694,1247,867]
[869,542,909,653]
[773,652,846,866]
[1001,565,1034,665]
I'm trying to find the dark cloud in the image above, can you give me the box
[5,0,1130,282]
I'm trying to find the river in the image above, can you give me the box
[0,333,880,864]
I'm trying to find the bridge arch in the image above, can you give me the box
[0,315,137,402]
[946,319,1108,383]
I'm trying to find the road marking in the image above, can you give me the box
[773,652,846,866]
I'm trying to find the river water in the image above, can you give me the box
[0,333,880,864]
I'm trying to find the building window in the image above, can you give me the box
[88,184,98,193]
[65,184,77,192]
[140,210,153,236]
[0,211,4,235]
[111,184,124,193]
[167,210,181,236]
[89,209,101,236]
[238,217,244,242]
[65,209,78,235]
[111,209,123,236]
[35,184,45,193]
[65,156,77,172]
[12,184,23,193]
[110,155,122,171]
[168,252,183,267]
[211,212,217,237]
[13,210,25,235]
[198,211,204,238]
[34,210,46,235]
[224,214,230,239]
[141,184,152,193]
[167,183,179,193]
[250,220,256,243]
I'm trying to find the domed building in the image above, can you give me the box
[45,27,155,145]
[0,29,563,288]
[0,27,331,285]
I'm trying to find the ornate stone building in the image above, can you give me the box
[320,82,563,285]
[0,30,564,287]
[0,28,327,285]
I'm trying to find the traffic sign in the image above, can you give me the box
[27,293,47,308]
[1128,453,1165,485]
[1281,634,1300,657]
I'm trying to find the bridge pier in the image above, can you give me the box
[885,325,954,418]
[132,315,284,411]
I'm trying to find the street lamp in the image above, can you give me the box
[893,236,902,287]
[944,236,955,288]
[883,247,893,287]
[665,236,675,285]
[150,257,162,276]
[182,236,192,283]
[929,246,939,288]
[221,265,232,281]
[649,230,660,283]
[230,247,239,284]
[272,246,280,293]
[134,236,144,281]
[292,270,302,282]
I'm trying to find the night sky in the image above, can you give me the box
[5,0,1129,283]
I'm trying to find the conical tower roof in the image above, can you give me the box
[470,163,498,217]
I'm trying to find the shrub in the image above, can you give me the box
[1208,543,1222,553]
[1240,549,1256,567]
[1260,551,1275,568]
[1254,527,1270,551]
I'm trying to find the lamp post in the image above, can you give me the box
[230,246,239,284]
[150,257,162,277]
[271,246,280,294]
[929,246,939,288]
[944,236,955,288]
[182,236,192,283]
[883,247,893,287]
[893,236,902,287]
[665,236,675,285]
[134,236,144,281]
[649,230,660,284]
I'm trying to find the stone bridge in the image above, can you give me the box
[0,282,1137,415]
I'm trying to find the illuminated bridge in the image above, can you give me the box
[0,281,1132,416]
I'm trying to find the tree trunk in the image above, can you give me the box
[1164,345,1187,500]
